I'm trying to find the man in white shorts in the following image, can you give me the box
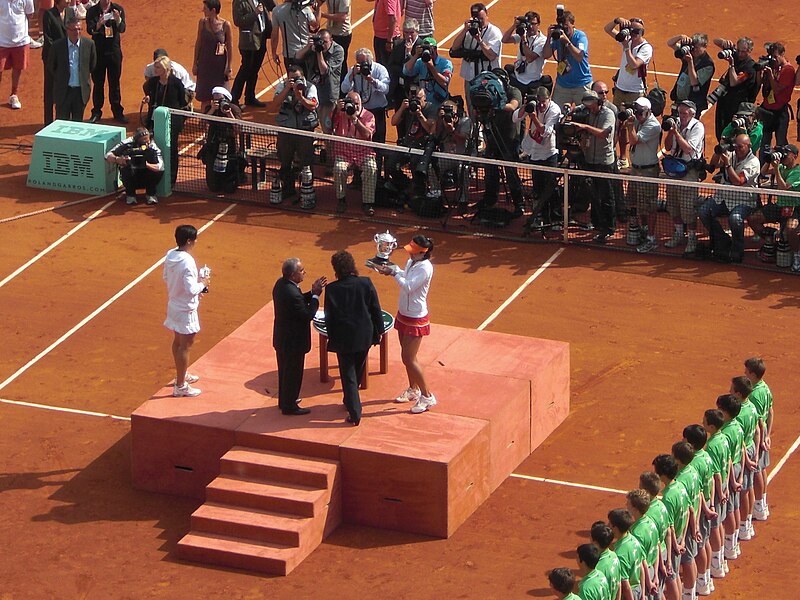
[163,224,210,397]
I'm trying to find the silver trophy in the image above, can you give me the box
[366,230,398,270]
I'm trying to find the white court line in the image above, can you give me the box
[477,247,565,331]
[767,432,800,484]
[0,200,116,290]
[0,397,130,421]
[0,203,236,394]
[510,472,627,495]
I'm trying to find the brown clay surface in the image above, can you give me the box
[1,0,799,598]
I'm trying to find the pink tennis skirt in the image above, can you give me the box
[394,312,430,337]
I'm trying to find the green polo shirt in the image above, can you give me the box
[721,419,745,465]
[662,479,691,539]
[614,532,645,588]
[721,120,763,154]
[706,430,731,479]
[676,463,702,513]
[749,379,773,423]
[595,548,621,599]
[565,594,581,600]
[645,497,670,555]
[736,400,759,447]
[690,449,715,502]
[775,164,800,206]
[578,568,611,600]
[630,514,661,567]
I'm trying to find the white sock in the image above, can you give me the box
[754,498,763,512]
[712,552,721,569]
[763,492,768,506]
[683,586,696,600]
[697,573,707,586]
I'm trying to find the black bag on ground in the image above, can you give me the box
[709,218,733,261]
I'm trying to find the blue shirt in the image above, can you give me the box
[554,28,592,88]
[68,39,81,87]
[341,61,390,110]
[403,55,452,108]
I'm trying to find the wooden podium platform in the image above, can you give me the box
[131,302,569,573]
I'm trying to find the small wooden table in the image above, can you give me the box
[314,310,394,389]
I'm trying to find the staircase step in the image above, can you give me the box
[205,476,327,517]
[191,503,307,546]
[220,447,338,489]
[176,532,298,576]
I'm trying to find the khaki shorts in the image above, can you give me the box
[613,88,644,110]
[628,165,661,214]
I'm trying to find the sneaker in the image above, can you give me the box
[738,527,752,541]
[618,157,630,169]
[753,507,768,521]
[146,195,158,205]
[724,548,736,561]
[185,373,200,384]
[747,522,755,538]
[636,238,658,253]
[723,558,730,574]
[734,542,741,558]
[8,94,21,109]
[665,230,686,248]
[173,383,201,397]
[411,393,437,414]
[710,566,726,579]
[125,196,137,205]
[792,253,800,273]
[709,579,715,592]
[696,581,712,596]
[29,37,43,49]
[395,387,420,403]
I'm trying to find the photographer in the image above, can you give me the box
[662,99,705,253]
[757,43,795,155]
[620,98,662,253]
[603,17,652,170]
[568,90,616,243]
[200,87,245,194]
[449,3,502,113]
[273,63,319,204]
[386,85,437,198]
[231,0,273,108]
[402,36,452,110]
[297,29,343,134]
[331,91,377,215]
[749,144,800,270]
[698,133,761,263]
[341,48,390,152]
[514,86,561,233]
[541,8,592,108]
[428,99,471,191]
[720,102,763,154]
[105,127,164,206]
[666,33,715,113]
[501,11,548,97]
[711,37,758,141]
[318,0,351,75]
[270,0,318,69]
[387,18,422,121]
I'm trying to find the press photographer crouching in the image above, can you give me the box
[331,92,377,215]
[698,133,761,263]
[666,32,715,114]
[105,127,165,206]
[425,99,471,195]
[748,144,800,270]
[200,86,245,195]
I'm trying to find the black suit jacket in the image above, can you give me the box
[323,275,383,354]
[232,0,274,51]
[48,37,97,105]
[86,2,126,55]
[42,6,75,62]
[272,277,318,354]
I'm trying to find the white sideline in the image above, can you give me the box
[0,397,131,421]
[767,431,800,484]
[0,203,236,394]
[510,473,627,495]
[477,247,565,331]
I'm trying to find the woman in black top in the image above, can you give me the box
[143,56,186,184]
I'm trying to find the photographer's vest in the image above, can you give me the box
[276,85,319,130]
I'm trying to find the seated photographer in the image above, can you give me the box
[402,36,452,110]
[720,102,763,153]
[428,99,471,191]
[541,8,592,108]
[514,86,561,233]
[619,98,662,253]
[341,48,390,158]
[501,12,548,97]
[331,91,377,215]
[273,63,319,205]
[748,144,800,270]
[698,133,761,263]
[105,127,164,206]
[296,29,343,135]
[757,43,795,156]
[711,37,758,141]
[386,85,437,198]
[662,99,705,253]
[568,90,616,243]
[200,87,245,194]
[449,3,502,114]
[665,33,715,113]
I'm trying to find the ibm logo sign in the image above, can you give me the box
[41,152,95,179]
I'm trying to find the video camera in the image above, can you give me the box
[674,43,693,59]
[312,35,325,53]
[550,4,566,41]
[127,146,149,170]
[763,145,792,163]
[515,15,530,37]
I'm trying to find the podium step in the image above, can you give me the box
[206,476,327,517]
[191,503,307,546]
[176,532,298,576]
[220,447,338,489]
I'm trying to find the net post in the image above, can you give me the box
[154,106,172,198]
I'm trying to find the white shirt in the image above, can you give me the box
[516,99,561,161]
[510,30,546,84]
[393,258,433,318]
[163,248,205,312]
[716,151,761,207]
[144,59,196,92]
[666,117,704,161]
[615,39,652,93]
[457,22,502,80]
[0,0,34,48]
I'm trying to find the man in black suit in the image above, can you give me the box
[231,0,273,107]
[48,17,97,122]
[42,0,75,124]
[272,258,327,415]
[86,0,127,123]
[324,250,384,425]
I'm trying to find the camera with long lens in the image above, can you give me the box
[515,15,529,37]
[674,44,693,59]
[467,17,480,36]
[291,77,307,93]
[555,102,588,161]
[524,94,536,114]
[731,115,748,130]
[615,28,631,43]
[408,86,421,112]
[550,4,566,41]
[717,48,735,60]
[660,106,679,131]
[357,61,371,76]
[343,98,357,115]
[618,103,635,122]
[312,35,325,53]
[421,42,433,62]
[706,82,728,107]
[441,104,455,123]
[763,145,790,163]
[714,140,734,155]
[217,98,232,112]
[753,54,776,71]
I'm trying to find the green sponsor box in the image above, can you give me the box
[27,120,128,195]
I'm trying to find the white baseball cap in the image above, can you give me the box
[633,97,651,110]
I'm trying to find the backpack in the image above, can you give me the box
[468,70,508,112]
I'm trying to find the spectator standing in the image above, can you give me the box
[402,35,451,110]
[319,0,350,75]
[712,37,758,141]
[231,0,272,108]
[42,0,75,123]
[386,17,420,116]
[370,0,400,67]
[193,0,234,113]
[666,33,715,114]
[541,10,591,108]
[402,0,432,37]
[144,48,195,104]
[501,11,547,97]
[449,3,501,114]
[270,0,317,68]
[331,92,377,215]
[47,16,95,121]
[758,42,795,155]
[86,0,126,123]
[0,0,34,110]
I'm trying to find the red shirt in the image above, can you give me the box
[762,63,795,110]
[332,108,376,166]
[372,0,401,40]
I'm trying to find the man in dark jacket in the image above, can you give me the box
[272,258,326,415]
[48,17,96,122]
[324,250,384,425]
[86,0,127,123]
[231,0,273,107]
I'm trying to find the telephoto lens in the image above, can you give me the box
[718,48,734,60]
[674,45,692,59]
[661,116,676,132]
[615,28,630,42]
[344,99,356,115]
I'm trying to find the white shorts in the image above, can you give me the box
[164,307,200,334]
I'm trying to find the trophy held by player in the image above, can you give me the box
[366,230,398,270]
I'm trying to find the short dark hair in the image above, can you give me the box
[153,48,168,60]
[716,393,742,418]
[577,543,601,568]
[548,567,575,594]
[672,441,695,466]
[174,224,197,247]
[562,10,576,24]
[652,454,678,481]
[470,3,487,15]
[731,375,753,398]
[704,408,725,430]
[331,250,357,279]
[744,357,766,379]
[203,0,221,13]
[288,63,306,76]
[639,471,661,497]
[769,42,786,55]
[627,488,651,515]
[607,508,634,533]
[683,424,708,451]
[590,522,615,549]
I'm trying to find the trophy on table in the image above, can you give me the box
[366,230,398,271]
